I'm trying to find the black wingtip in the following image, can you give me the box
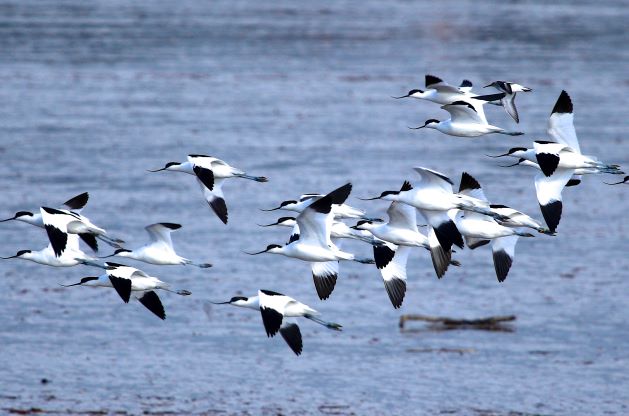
[138,291,166,320]
[400,181,413,192]
[429,245,452,279]
[459,172,481,193]
[209,197,228,224]
[309,183,352,214]
[159,222,182,230]
[63,192,89,211]
[493,250,513,283]
[551,90,573,115]
[459,79,473,88]
[425,74,443,87]
[566,178,581,187]
[313,272,337,300]
[279,323,303,356]
[540,200,562,234]
[384,278,406,309]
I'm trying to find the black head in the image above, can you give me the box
[148,162,180,172]
[351,219,373,229]
[80,276,99,283]
[280,200,297,207]
[266,244,282,251]
[508,147,528,154]
[229,296,248,303]
[114,248,131,254]
[16,211,34,218]
[17,249,32,256]
[393,89,423,99]
[424,119,439,126]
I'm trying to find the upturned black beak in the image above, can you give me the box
[350,225,360,229]
[243,249,268,255]
[485,152,511,158]
[147,167,167,172]
[259,206,281,212]
[391,94,411,99]
[1,254,20,259]
[408,125,425,130]
[59,281,84,287]
[0,216,15,222]
[258,221,280,227]
[97,253,116,259]
[357,196,382,201]
[483,83,494,88]
[210,300,232,305]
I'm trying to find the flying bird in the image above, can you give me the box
[149,154,268,224]
[484,81,532,123]
[247,183,373,300]
[61,262,191,320]
[212,289,341,356]
[0,192,123,251]
[100,222,212,268]
[410,101,524,137]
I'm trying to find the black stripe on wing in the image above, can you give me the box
[493,250,513,283]
[536,153,560,177]
[279,323,303,356]
[384,278,406,309]
[108,275,132,303]
[373,245,395,269]
[193,165,215,190]
[63,192,89,211]
[138,291,166,320]
[79,233,98,252]
[260,306,284,337]
[45,225,68,257]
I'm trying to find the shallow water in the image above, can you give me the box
[0,1,628,415]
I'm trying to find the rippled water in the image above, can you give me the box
[1,1,628,414]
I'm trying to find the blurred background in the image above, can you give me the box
[0,1,628,414]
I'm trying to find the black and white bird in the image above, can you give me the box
[260,216,381,246]
[0,192,122,251]
[262,193,377,221]
[360,168,503,255]
[149,154,268,224]
[247,183,373,300]
[62,262,191,320]
[484,81,532,123]
[410,101,524,137]
[212,289,341,356]
[455,173,535,282]
[354,181,459,302]
[100,223,212,268]
[2,207,101,267]
[490,91,622,232]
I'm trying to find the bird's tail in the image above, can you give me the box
[515,231,535,238]
[353,257,375,264]
[304,314,342,331]
[184,259,213,269]
[78,259,107,269]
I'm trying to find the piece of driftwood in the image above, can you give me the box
[399,314,516,331]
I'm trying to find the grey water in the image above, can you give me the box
[0,1,628,414]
